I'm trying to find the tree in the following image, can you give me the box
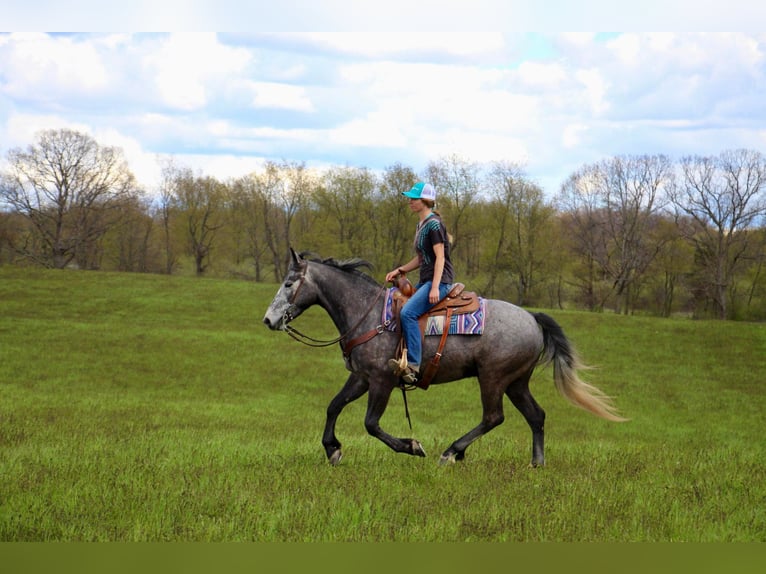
[172,171,225,276]
[262,161,316,279]
[486,162,553,305]
[557,155,673,313]
[670,149,766,319]
[104,194,156,272]
[229,171,276,281]
[742,227,766,319]
[600,155,673,314]
[645,216,694,317]
[314,166,377,257]
[483,160,523,298]
[0,128,140,269]
[557,165,611,311]
[0,211,24,265]
[425,153,481,259]
[157,158,181,274]
[378,163,418,271]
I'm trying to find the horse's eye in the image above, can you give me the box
[284,281,293,288]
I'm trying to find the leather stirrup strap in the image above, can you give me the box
[419,307,454,389]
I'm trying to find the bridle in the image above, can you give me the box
[281,263,390,355]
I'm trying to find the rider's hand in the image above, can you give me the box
[429,286,440,303]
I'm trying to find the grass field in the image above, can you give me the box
[1,267,764,541]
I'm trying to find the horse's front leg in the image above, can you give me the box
[322,372,369,465]
[364,379,426,457]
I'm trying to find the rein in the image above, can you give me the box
[282,267,388,354]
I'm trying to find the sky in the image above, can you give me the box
[2,2,766,197]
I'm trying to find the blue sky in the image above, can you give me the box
[2,3,766,197]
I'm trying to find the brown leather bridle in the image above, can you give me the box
[282,263,390,357]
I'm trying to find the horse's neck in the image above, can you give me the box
[315,270,380,334]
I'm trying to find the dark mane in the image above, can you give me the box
[300,252,380,287]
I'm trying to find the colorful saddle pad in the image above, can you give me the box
[382,288,487,335]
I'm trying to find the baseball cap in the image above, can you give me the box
[402,182,436,201]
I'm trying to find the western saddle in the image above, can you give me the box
[390,274,480,389]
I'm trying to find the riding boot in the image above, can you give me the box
[401,364,420,385]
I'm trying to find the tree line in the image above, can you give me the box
[2,129,765,320]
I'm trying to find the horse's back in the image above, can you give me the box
[485,299,541,338]
[425,299,542,382]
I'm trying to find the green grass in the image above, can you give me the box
[1,268,764,541]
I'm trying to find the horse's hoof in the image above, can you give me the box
[439,453,456,465]
[329,450,343,466]
[411,440,426,457]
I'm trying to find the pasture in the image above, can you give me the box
[0,267,764,541]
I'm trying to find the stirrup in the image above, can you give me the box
[388,357,407,376]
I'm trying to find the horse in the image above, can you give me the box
[262,249,626,467]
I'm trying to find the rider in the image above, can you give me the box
[385,182,454,384]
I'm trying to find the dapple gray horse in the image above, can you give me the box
[263,249,625,466]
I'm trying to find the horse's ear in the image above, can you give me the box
[290,247,302,266]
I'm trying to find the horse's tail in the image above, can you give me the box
[533,312,627,422]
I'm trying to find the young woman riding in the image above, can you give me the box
[385,182,454,385]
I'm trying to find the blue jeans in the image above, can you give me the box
[400,281,452,366]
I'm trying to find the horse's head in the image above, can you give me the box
[263,248,311,330]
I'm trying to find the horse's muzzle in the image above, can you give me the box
[262,315,284,330]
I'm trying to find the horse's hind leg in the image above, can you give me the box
[505,372,546,467]
[322,372,369,465]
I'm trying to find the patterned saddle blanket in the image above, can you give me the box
[381,288,487,336]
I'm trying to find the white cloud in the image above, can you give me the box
[144,33,251,111]
[421,129,528,166]
[328,107,409,149]
[562,124,588,149]
[608,33,643,66]
[339,60,539,137]
[248,81,314,112]
[517,60,567,89]
[0,33,108,101]
[574,68,610,116]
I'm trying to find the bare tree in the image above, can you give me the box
[601,155,673,313]
[557,165,611,310]
[671,149,766,319]
[0,128,139,268]
[157,158,182,274]
[557,155,673,313]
